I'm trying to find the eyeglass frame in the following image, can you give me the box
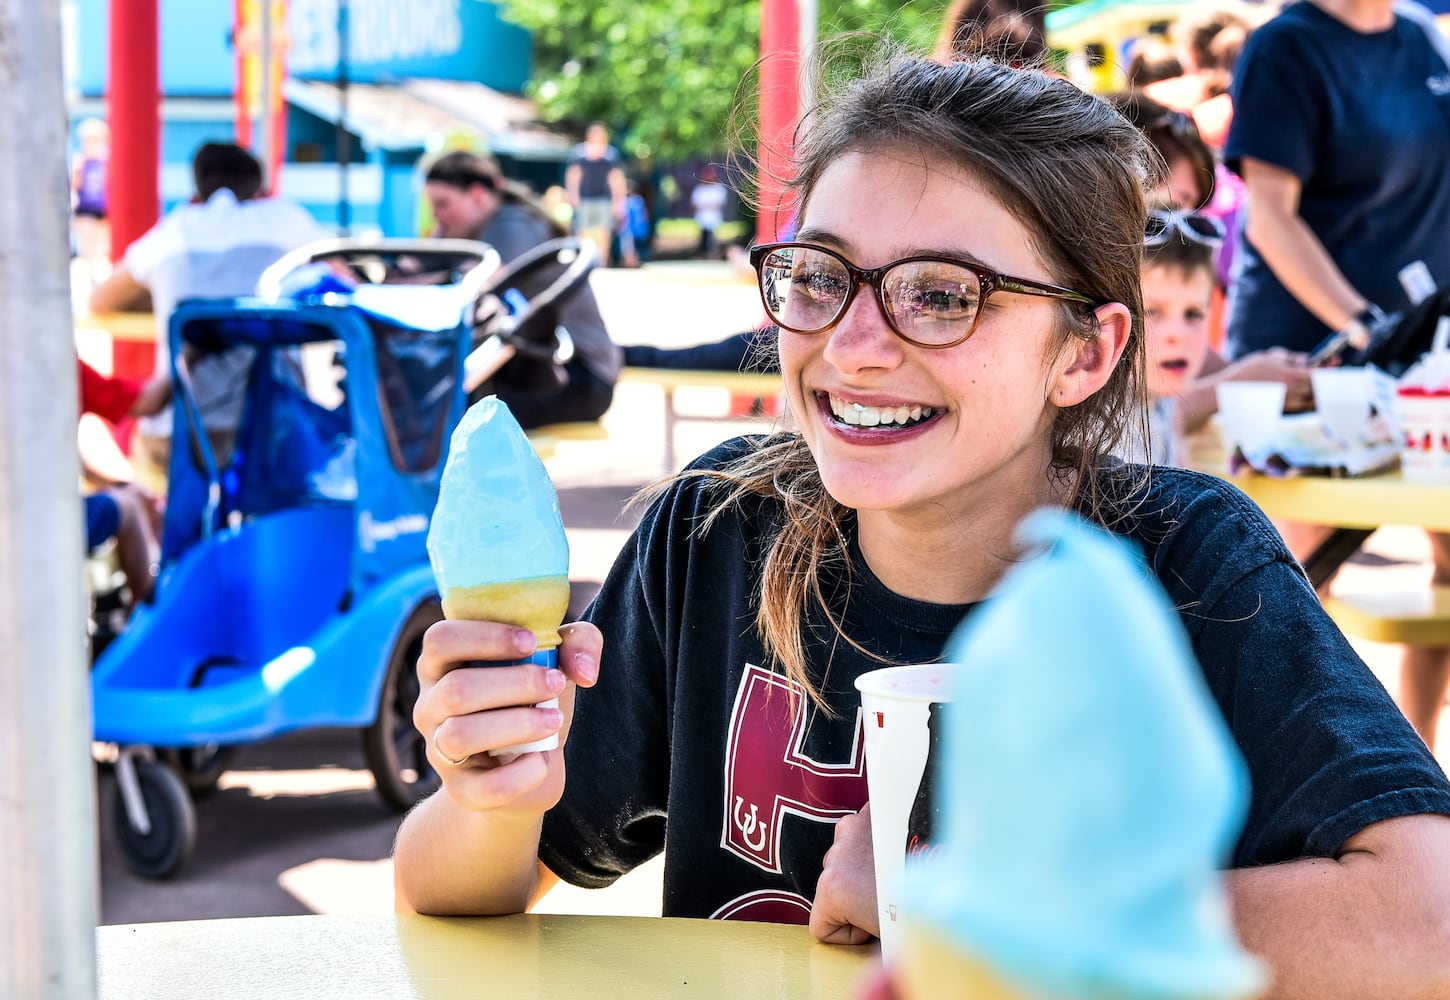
[1144,208,1225,248]
[748,241,1098,350]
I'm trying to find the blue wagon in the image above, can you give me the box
[92,237,594,877]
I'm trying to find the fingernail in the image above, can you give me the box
[575,651,598,684]
[544,668,566,694]
[541,707,564,729]
[514,629,537,654]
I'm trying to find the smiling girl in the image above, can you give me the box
[394,50,1450,997]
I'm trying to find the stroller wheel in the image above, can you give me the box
[114,757,197,879]
[364,601,445,811]
[157,744,239,799]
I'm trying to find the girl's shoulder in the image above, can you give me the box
[637,433,796,530]
[1089,463,1301,602]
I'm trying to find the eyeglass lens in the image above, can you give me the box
[759,245,983,346]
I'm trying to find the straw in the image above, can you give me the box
[1432,316,1450,358]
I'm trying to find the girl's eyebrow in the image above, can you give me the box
[792,227,853,253]
[791,227,999,271]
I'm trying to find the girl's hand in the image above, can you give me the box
[413,619,602,819]
[810,803,881,945]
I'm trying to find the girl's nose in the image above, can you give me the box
[822,289,905,374]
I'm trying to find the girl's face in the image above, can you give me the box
[778,149,1125,527]
[1141,263,1214,399]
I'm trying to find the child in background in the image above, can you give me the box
[1124,208,1313,466]
[1119,211,1218,465]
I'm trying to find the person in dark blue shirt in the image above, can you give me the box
[1225,0,1450,358]
[1225,0,1450,748]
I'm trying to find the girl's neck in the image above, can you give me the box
[856,481,1067,605]
[1311,0,1397,33]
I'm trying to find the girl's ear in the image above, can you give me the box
[1051,303,1132,407]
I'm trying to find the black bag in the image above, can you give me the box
[1358,285,1450,376]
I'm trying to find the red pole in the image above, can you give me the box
[107,0,161,262]
[757,0,800,245]
[235,0,252,148]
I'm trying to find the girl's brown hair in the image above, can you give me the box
[679,51,1154,708]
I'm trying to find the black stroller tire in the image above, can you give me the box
[114,759,197,880]
[157,745,239,799]
[364,600,445,811]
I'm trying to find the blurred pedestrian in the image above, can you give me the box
[88,141,327,473]
[71,117,112,291]
[1144,5,1254,150]
[617,180,651,268]
[565,123,627,266]
[425,150,623,427]
[690,165,729,259]
[933,0,1048,64]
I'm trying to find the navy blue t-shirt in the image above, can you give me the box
[538,437,1450,923]
[1224,2,1450,356]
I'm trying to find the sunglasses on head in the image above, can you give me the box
[1146,109,1200,139]
[1144,209,1225,248]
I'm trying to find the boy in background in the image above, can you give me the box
[1127,209,1311,466]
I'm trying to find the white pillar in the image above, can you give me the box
[0,1,100,997]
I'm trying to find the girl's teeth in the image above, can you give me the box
[829,396,935,428]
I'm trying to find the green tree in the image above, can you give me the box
[493,0,951,162]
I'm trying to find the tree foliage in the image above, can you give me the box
[492,0,952,162]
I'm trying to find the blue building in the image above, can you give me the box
[66,0,571,236]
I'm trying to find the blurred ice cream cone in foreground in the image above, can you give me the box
[890,511,1264,1000]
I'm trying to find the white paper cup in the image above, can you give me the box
[1311,367,1372,446]
[855,663,961,965]
[1215,381,1286,455]
[1398,393,1450,483]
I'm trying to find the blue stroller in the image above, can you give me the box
[91,236,595,878]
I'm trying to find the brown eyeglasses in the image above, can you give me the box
[750,242,1096,349]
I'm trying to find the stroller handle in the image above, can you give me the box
[256,237,502,301]
[463,238,597,393]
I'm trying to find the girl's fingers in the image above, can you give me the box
[442,750,554,812]
[432,703,565,767]
[417,620,538,683]
[557,621,602,687]
[418,661,566,732]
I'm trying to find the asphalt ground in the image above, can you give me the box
[95,260,1446,924]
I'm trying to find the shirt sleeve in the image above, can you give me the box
[1224,20,1324,181]
[1151,477,1450,865]
[122,216,175,287]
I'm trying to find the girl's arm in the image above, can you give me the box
[1228,813,1450,998]
[392,621,601,915]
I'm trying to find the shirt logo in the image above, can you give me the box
[1429,75,1450,96]
[720,663,868,873]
